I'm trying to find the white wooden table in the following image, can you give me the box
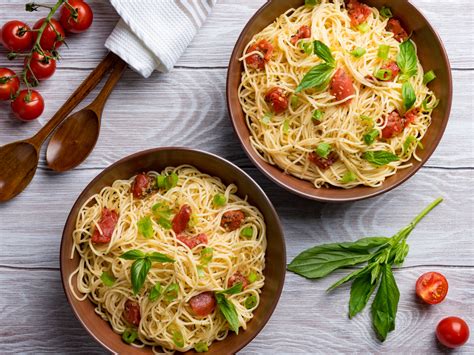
[0,1,473,353]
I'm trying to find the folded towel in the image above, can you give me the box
[105,0,216,77]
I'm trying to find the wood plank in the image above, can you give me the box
[0,266,472,354]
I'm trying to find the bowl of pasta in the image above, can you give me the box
[60,147,286,354]
[227,0,452,201]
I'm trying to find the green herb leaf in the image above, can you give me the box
[200,247,213,266]
[213,193,227,206]
[341,171,357,183]
[327,266,369,291]
[339,237,390,252]
[216,293,240,333]
[380,6,393,18]
[349,271,379,318]
[313,40,335,67]
[423,70,436,85]
[120,250,145,260]
[316,142,332,159]
[357,22,370,33]
[397,40,418,79]
[240,226,253,238]
[100,272,116,287]
[363,151,399,166]
[403,135,417,154]
[351,47,366,58]
[149,283,162,301]
[402,81,416,111]
[172,329,184,348]
[131,258,151,294]
[164,283,179,302]
[245,295,258,309]
[312,109,324,122]
[371,264,400,341]
[137,216,154,239]
[122,328,138,344]
[295,63,335,93]
[363,129,379,146]
[218,282,243,295]
[146,252,175,263]
[393,241,409,265]
[194,342,209,352]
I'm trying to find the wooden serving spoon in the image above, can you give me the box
[0,52,119,202]
[46,57,127,172]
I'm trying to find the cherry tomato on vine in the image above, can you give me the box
[60,0,93,34]
[0,68,20,101]
[25,51,56,82]
[415,272,448,305]
[11,89,44,121]
[33,18,66,50]
[1,20,34,52]
[436,317,470,348]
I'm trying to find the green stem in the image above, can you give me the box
[410,197,443,228]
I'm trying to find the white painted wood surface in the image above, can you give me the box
[0,0,473,354]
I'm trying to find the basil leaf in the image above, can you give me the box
[313,40,335,66]
[363,151,399,166]
[120,249,145,260]
[402,81,416,110]
[349,271,379,318]
[216,293,240,333]
[100,272,116,287]
[148,283,162,301]
[371,264,400,341]
[164,283,179,301]
[137,216,154,239]
[194,342,209,353]
[393,241,409,265]
[327,266,369,291]
[146,252,175,263]
[396,40,418,79]
[131,258,151,294]
[295,63,334,93]
[339,237,390,252]
[218,282,243,295]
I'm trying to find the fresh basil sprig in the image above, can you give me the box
[363,151,399,166]
[288,198,443,341]
[313,40,335,67]
[215,282,243,333]
[120,250,175,294]
[402,81,416,111]
[396,40,418,81]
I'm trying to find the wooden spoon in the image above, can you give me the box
[0,52,119,202]
[46,58,127,172]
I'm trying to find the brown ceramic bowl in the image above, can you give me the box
[60,147,286,354]
[227,0,452,202]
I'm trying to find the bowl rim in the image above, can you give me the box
[226,0,453,203]
[59,146,287,354]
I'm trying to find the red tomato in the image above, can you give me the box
[1,20,34,52]
[11,90,44,121]
[33,18,66,50]
[189,292,216,317]
[415,272,448,305]
[329,68,355,104]
[380,61,400,81]
[265,87,289,114]
[25,51,56,82]
[404,107,419,127]
[436,317,470,348]
[0,68,20,101]
[245,39,274,70]
[386,18,408,42]
[60,0,93,34]
[347,0,372,27]
[290,25,311,45]
[381,110,404,139]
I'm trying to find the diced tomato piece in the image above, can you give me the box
[381,61,400,81]
[123,300,141,326]
[245,39,274,70]
[189,292,216,317]
[382,110,405,139]
[386,18,408,42]
[131,173,152,199]
[347,0,372,27]
[221,210,245,231]
[177,233,208,249]
[404,107,419,126]
[228,271,249,290]
[308,151,339,170]
[329,68,355,104]
[91,208,119,244]
[172,204,192,234]
[265,87,289,114]
[290,25,311,45]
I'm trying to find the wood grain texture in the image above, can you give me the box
[0,0,473,354]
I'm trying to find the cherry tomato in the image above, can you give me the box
[1,20,34,52]
[415,272,448,305]
[436,317,470,348]
[0,68,20,101]
[33,18,66,50]
[60,0,93,34]
[25,51,57,82]
[11,90,44,121]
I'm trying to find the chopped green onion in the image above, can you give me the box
[305,0,319,5]
[164,283,179,302]
[196,265,205,278]
[122,328,138,344]
[149,283,162,301]
[200,247,213,266]
[377,45,390,59]
[357,22,370,33]
[213,193,227,206]
[262,112,273,125]
[100,272,116,287]
[156,173,178,190]
[312,109,324,122]
[303,41,314,54]
[156,175,166,188]
[380,6,393,18]
[374,68,393,81]
[341,171,357,183]
[137,216,154,239]
[422,94,439,111]
[240,226,253,238]
[283,120,290,134]
[290,95,299,109]
[423,70,436,84]
[245,295,258,309]
[363,129,379,146]
[350,47,366,58]
[315,142,332,159]
[157,217,172,230]
[195,342,209,352]
[172,329,184,348]
[152,202,172,219]
[248,272,258,283]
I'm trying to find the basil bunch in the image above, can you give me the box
[215,282,244,333]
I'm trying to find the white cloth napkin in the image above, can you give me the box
[105,0,217,78]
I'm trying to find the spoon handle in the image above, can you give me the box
[29,52,120,148]
[89,58,128,115]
